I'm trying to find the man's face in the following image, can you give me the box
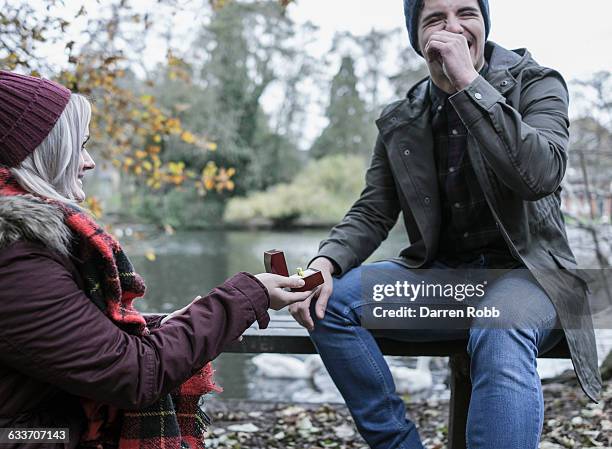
[417,0,486,71]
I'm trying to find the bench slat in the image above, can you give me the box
[224,320,570,358]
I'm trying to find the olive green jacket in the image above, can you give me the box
[317,41,601,401]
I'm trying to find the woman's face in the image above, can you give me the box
[76,126,95,202]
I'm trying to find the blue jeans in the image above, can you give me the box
[308,258,563,449]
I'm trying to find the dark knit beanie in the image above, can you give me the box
[0,71,72,168]
[403,0,491,56]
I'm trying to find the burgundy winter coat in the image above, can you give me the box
[0,195,270,448]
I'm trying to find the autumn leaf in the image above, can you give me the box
[84,196,103,218]
[181,131,196,144]
[140,94,154,106]
[215,167,236,192]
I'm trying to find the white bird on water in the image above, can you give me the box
[251,354,310,379]
[251,354,433,395]
[389,357,433,394]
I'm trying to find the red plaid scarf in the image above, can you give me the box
[0,167,221,448]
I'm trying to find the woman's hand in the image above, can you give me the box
[254,273,315,311]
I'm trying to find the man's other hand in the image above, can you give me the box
[424,30,479,91]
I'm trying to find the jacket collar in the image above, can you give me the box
[0,195,71,255]
[376,41,531,136]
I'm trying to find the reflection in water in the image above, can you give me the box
[123,226,611,402]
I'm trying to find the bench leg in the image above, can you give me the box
[448,353,471,449]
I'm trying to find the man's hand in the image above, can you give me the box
[254,273,315,311]
[288,257,335,330]
[424,31,479,92]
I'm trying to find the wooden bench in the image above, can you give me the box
[225,314,571,449]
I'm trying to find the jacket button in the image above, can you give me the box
[501,80,509,86]
[424,196,431,205]
[390,116,398,122]
[404,149,411,156]
[474,92,483,100]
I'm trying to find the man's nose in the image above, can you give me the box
[445,15,463,34]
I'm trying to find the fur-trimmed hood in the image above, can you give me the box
[0,195,71,256]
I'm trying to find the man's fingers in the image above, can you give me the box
[289,301,314,330]
[429,30,464,42]
[425,33,469,59]
[298,304,314,330]
[424,39,445,62]
[315,286,332,319]
[426,33,464,53]
[425,39,446,52]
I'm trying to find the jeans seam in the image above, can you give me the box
[532,347,543,449]
[533,385,542,449]
[351,324,414,437]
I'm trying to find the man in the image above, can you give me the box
[289,1,602,448]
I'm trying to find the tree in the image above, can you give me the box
[1,0,239,218]
[1,0,297,217]
[566,72,612,369]
[179,0,309,192]
[110,0,313,226]
[387,46,429,99]
[310,55,375,160]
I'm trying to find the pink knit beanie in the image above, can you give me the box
[0,70,72,167]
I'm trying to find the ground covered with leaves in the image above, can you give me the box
[204,376,610,449]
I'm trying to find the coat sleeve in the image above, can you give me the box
[449,69,570,201]
[0,243,269,410]
[315,134,401,275]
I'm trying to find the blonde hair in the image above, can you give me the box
[11,94,91,203]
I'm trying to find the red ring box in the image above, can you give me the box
[264,249,324,292]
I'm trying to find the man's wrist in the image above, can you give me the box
[309,256,336,275]
[454,69,479,92]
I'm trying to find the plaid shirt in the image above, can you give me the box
[430,68,519,268]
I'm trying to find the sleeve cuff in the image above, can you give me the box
[449,75,505,126]
[312,242,357,277]
[227,272,270,329]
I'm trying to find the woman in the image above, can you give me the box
[0,70,312,448]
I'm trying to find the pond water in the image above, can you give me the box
[123,225,611,403]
